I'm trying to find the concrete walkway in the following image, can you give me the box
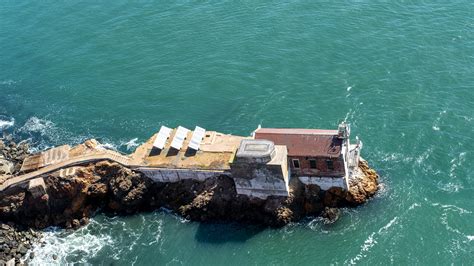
[0,150,133,191]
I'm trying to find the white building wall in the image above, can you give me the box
[298,176,347,190]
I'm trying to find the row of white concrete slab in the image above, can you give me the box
[152,125,206,151]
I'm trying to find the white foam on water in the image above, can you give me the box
[437,182,464,193]
[347,216,399,264]
[19,117,55,136]
[449,152,466,178]
[378,152,414,164]
[26,222,114,265]
[0,79,16,85]
[432,110,447,132]
[415,147,433,166]
[431,203,472,215]
[97,142,118,151]
[0,117,14,130]
[348,232,376,264]
[467,235,474,241]
[378,217,398,233]
[17,117,89,153]
[121,137,140,151]
[408,203,421,210]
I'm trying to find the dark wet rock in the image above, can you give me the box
[321,207,341,223]
[0,223,41,264]
[0,136,30,177]
[1,159,379,230]
[0,137,379,260]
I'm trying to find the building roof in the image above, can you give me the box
[254,128,342,158]
[130,129,246,171]
[236,139,274,159]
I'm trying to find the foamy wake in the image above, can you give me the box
[429,201,473,252]
[0,117,14,130]
[97,142,119,151]
[121,138,140,151]
[19,117,55,136]
[26,214,165,264]
[26,222,114,265]
[347,216,399,264]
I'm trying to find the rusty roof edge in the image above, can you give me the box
[255,128,339,135]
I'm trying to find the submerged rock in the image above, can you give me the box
[321,207,341,223]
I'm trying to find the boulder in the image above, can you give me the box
[0,159,13,176]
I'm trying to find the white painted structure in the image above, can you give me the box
[298,176,347,190]
[138,167,222,182]
[153,126,172,149]
[170,126,190,150]
[295,122,360,191]
[188,126,206,150]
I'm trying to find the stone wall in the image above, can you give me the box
[137,167,222,182]
[298,176,347,190]
[232,164,289,199]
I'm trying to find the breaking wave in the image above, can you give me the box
[120,138,140,151]
[19,117,55,136]
[27,213,165,264]
[0,116,14,130]
[26,221,114,265]
[97,142,119,151]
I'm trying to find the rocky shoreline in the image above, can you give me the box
[0,137,379,264]
[0,223,41,265]
[0,137,29,186]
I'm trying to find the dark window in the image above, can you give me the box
[309,159,317,169]
[326,160,334,170]
[292,159,300,168]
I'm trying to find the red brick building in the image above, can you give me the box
[254,128,346,178]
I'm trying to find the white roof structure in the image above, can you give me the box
[153,126,172,149]
[188,126,206,151]
[170,126,190,150]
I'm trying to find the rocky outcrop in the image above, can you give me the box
[0,223,41,265]
[0,161,153,229]
[346,159,379,205]
[0,151,379,263]
[0,137,30,177]
[0,159,379,229]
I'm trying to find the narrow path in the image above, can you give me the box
[0,150,133,191]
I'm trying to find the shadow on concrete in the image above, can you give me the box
[166,148,179,157]
[149,147,162,157]
[184,148,197,157]
[195,222,265,244]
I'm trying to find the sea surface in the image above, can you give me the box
[1,1,473,265]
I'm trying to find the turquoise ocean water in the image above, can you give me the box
[1,1,473,264]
